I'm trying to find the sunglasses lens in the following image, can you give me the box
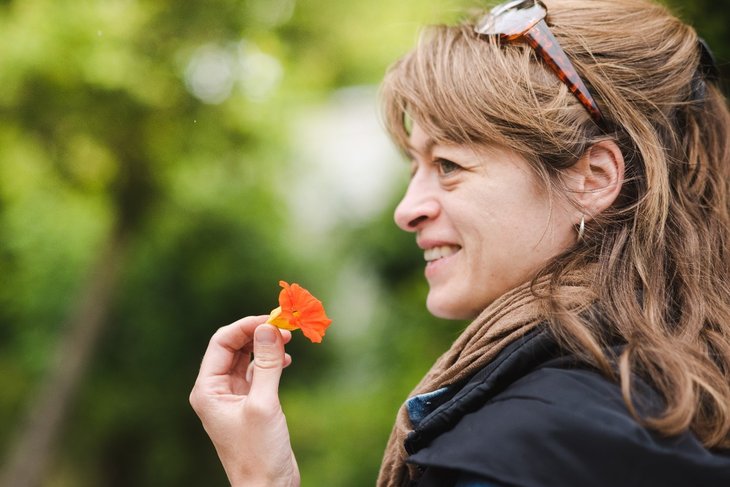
[474,0,603,123]
[475,0,546,38]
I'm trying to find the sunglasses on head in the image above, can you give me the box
[475,0,604,124]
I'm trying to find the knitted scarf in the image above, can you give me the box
[376,271,597,486]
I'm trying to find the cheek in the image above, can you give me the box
[466,187,565,273]
[465,191,543,248]
[503,182,565,243]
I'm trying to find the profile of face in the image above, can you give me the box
[394,123,578,320]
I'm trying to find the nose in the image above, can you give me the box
[394,176,440,232]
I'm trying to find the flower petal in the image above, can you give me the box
[269,280,332,343]
[266,306,298,331]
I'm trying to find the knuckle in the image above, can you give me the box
[211,325,229,341]
[246,400,268,418]
[188,384,208,415]
[255,352,282,370]
[246,398,280,421]
[189,390,200,411]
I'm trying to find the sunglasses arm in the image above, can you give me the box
[524,20,603,122]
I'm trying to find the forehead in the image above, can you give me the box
[407,122,514,163]
[407,123,435,155]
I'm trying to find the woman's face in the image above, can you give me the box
[394,123,577,320]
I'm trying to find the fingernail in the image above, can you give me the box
[256,325,277,344]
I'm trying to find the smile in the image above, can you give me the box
[424,245,461,262]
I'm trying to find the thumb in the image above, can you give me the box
[249,324,285,403]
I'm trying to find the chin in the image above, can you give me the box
[426,297,477,321]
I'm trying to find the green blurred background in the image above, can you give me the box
[0,0,726,486]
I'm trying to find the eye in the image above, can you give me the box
[435,158,462,177]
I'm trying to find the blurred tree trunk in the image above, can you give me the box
[0,228,129,487]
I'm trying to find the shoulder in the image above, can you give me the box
[409,365,730,487]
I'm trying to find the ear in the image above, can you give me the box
[564,140,625,222]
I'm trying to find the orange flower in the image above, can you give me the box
[266,280,332,343]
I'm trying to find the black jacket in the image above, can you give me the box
[406,329,730,487]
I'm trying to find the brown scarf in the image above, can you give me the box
[376,271,596,486]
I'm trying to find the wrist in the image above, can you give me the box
[232,481,299,487]
[227,468,299,487]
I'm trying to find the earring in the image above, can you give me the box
[577,215,586,242]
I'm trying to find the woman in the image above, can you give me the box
[189,0,730,485]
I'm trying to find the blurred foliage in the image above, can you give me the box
[0,0,727,486]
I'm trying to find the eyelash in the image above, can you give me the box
[435,158,461,177]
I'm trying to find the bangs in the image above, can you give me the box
[379,22,591,162]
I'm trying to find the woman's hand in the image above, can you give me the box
[190,316,300,487]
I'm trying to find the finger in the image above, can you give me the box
[234,326,290,379]
[197,315,268,379]
[246,353,292,384]
[248,325,285,404]
[280,329,293,345]
[230,343,253,379]
[246,360,255,383]
[247,352,292,383]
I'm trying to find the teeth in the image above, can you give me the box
[424,245,460,262]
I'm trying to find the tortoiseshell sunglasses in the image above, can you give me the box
[475,0,604,123]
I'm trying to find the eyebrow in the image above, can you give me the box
[405,137,436,160]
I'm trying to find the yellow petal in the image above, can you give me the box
[266,306,298,331]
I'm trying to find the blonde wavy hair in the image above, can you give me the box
[380,0,730,448]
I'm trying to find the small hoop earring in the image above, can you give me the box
[577,216,586,242]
